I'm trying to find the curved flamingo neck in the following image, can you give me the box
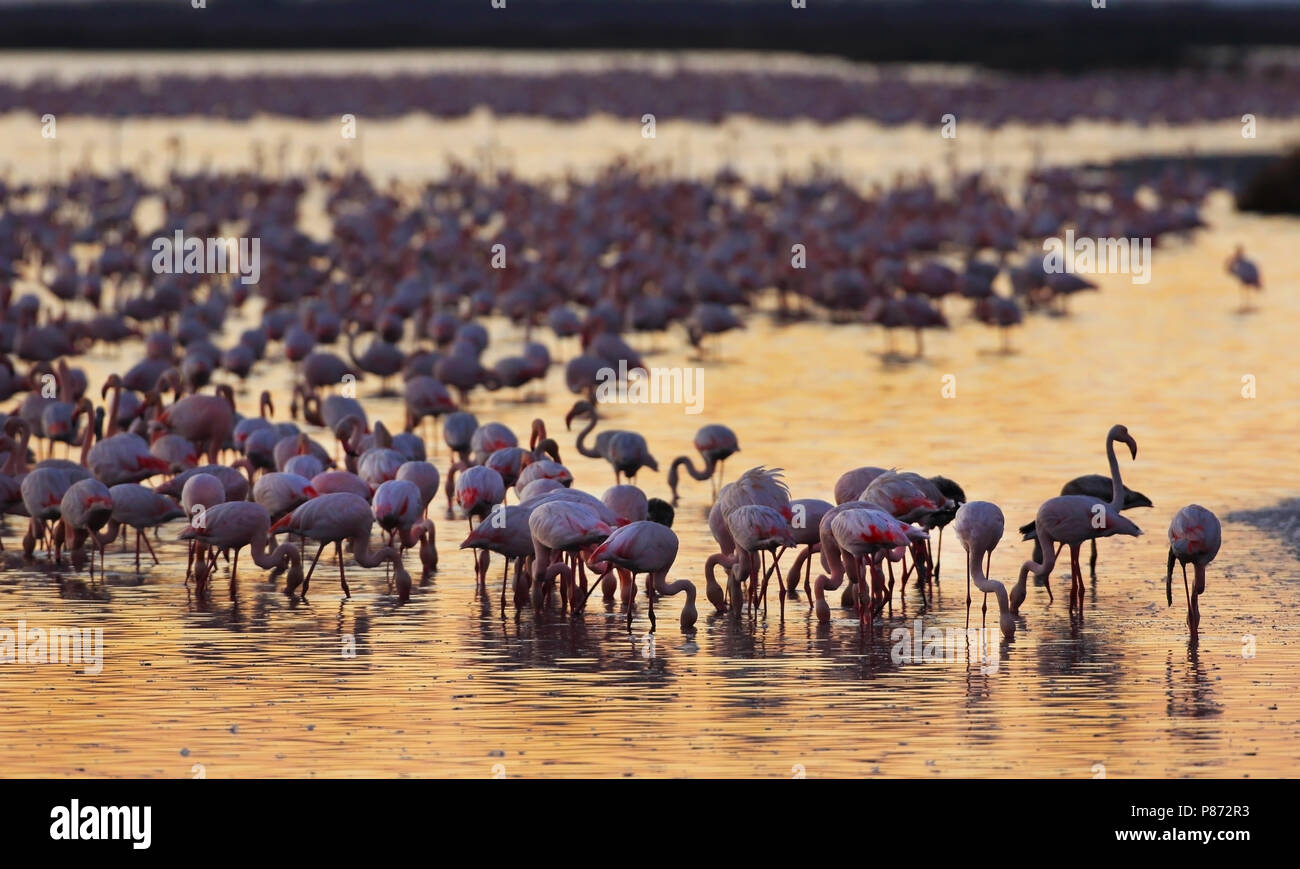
[574,416,600,459]
[351,533,399,568]
[668,454,713,490]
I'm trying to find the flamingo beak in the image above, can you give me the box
[1124,435,1138,459]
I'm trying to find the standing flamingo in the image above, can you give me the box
[528,499,612,615]
[106,484,184,571]
[1018,474,1152,578]
[180,501,304,597]
[1226,245,1262,311]
[666,424,739,504]
[565,400,658,484]
[953,501,1015,639]
[270,493,411,601]
[1012,425,1143,615]
[1165,505,1222,636]
[724,504,794,618]
[587,520,697,632]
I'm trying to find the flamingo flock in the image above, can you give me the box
[0,132,1247,645]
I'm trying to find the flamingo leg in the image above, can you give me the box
[934,526,944,583]
[230,548,239,600]
[626,572,637,632]
[645,574,657,633]
[1165,548,1176,606]
[303,540,328,597]
[336,541,351,598]
[142,529,160,565]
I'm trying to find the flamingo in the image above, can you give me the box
[105,484,184,571]
[180,471,226,584]
[1165,505,1222,636]
[833,466,884,505]
[666,423,739,504]
[180,501,304,597]
[1012,424,1143,615]
[270,492,411,601]
[460,504,534,608]
[373,478,436,577]
[724,504,794,617]
[528,499,612,616]
[1226,245,1262,310]
[783,497,833,598]
[953,501,1015,639]
[58,478,116,581]
[816,506,924,628]
[564,400,658,484]
[587,520,697,632]
[1019,474,1153,578]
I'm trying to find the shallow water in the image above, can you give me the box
[3,101,1300,777]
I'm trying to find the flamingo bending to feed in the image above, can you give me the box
[106,484,184,571]
[1165,504,1222,636]
[703,466,792,606]
[460,504,534,608]
[666,424,739,504]
[270,492,411,601]
[814,505,924,628]
[588,520,697,632]
[528,499,612,616]
[1019,474,1152,579]
[1012,424,1143,615]
[58,478,116,581]
[783,497,833,598]
[953,501,1015,639]
[565,400,658,484]
[724,504,794,618]
[180,501,305,597]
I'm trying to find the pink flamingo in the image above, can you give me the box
[666,423,739,504]
[817,506,924,628]
[105,483,184,571]
[527,499,611,616]
[270,492,411,601]
[587,520,697,632]
[180,472,226,584]
[724,504,794,617]
[58,478,116,581]
[142,384,235,464]
[565,400,658,484]
[1012,424,1142,615]
[953,501,1015,639]
[703,466,791,602]
[783,497,833,598]
[1165,505,1221,636]
[460,503,534,608]
[833,466,885,505]
[373,478,437,577]
[180,501,304,598]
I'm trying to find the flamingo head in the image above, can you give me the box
[564,400,594,430]
[1109,424,1137,459]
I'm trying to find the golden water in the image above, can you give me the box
[1,67,1298,775]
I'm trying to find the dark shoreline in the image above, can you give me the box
[3,0,1300,72]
